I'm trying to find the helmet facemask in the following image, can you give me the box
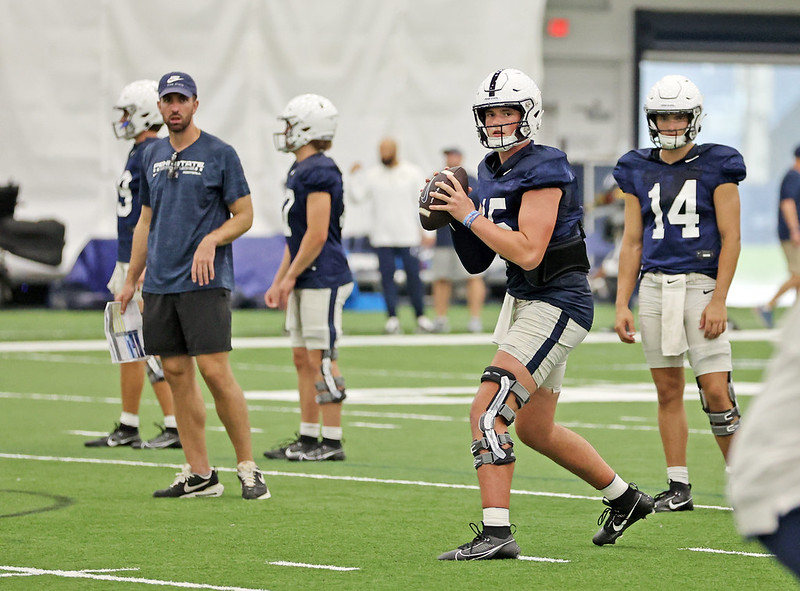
[644,75,704,150]
[473,69,542,152]
[112,80,161,140]
[274,94,338,153]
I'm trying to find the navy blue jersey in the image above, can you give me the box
[282,152,352,289]
[477,143,593,331]
[614,144,746,276]
[436,173,478,247]
[139,131,250,294]
[778,168,800,241]
[117,136,158,263]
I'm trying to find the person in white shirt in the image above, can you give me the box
[349,137,433,334]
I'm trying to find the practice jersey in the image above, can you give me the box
[282,152,352,289]
[614,143,746,276]
[117,136,158,263]
[777,168,800,241]
[477,142,593,331]
[139,131,250,294]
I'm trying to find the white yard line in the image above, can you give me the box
[0,328,778,354]
[680,547,774,558]
[0,566,270,590]
[267,561,359,571]
[0,453,733,511]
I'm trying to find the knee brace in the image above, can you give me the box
[315,349,346,404]
[697,372,740,437]
[145,356,165,384]
[472,366,530,469]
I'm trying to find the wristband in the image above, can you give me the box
[463,210,480,229]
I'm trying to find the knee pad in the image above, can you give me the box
[316,349,346,404]
[471,366,531,469]
[697,372,740,437]
[145,356,165,384]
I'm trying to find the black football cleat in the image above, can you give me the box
[593,484,654,546]
[84,424,141,448]
[153,465,224,498]
[654,481,693,512]
[438,523,520,560]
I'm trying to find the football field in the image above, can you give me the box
[0,306,796,590]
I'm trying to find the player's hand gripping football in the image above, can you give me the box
[428,169,476,225]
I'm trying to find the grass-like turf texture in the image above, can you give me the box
[0,304,796,590]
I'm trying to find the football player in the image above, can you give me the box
[614,75,746,512]
[86,80,180,450]
[432,68,654,560]
[263,94,354,462]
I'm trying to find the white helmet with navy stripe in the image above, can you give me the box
[473,68,542,152]
[274,94,338,153]
[645,75,704,150]
[112,80,162,140]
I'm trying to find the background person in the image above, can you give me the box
[349,138,433,334]
[262,94,353,462]
[119,71,268,500]
[614,75,745,512]
[427,147,486,334]
[85,79,180,451]
[756,144,800,328]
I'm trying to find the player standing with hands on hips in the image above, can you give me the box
[614,75,745,512]
[118,72,270,500]
[430,68,654,560]
[262,94,353,462]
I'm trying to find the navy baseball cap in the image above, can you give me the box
[158,72,197,98]
[442,147,462,155]
[794,145,800,158]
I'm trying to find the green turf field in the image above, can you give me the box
[0,304,796,590]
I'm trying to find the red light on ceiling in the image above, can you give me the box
[547,17,570,38]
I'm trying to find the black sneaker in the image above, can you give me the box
[285,437,322,461]
[153,465,224,498]
[654,480,693,512]
[134,424,182,449]
[84,424,141,448]
[593,484,654,546]
[301,441,345,461]
[438,522,520,560]
[237,461,271,500]
[263,433,302,459]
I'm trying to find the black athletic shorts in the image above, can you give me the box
[142,288,232,357]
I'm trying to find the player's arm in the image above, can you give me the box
[272,191,331,310]
[779,197,800,245]
[614,193,643,344]
[192,194,254,286]
[119,204,151,313]
[702,182,741,339]
[264,245,291,309]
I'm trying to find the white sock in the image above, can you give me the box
[163,415,177,429]
[322,426,343,441]
[599,474,629,501]
[300,422,319,438]
[482,507,510,527]
[119,412,139,428]
[667,466,690,485]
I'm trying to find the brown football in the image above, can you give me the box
[418,166,469,231]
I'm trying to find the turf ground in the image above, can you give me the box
[0,304,796,590]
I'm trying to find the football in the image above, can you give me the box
[418,166,469,231]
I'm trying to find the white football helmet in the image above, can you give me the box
[112,80,162,140]
[644,75,705,150]
[473,68,543,152]
[274,94,338,152]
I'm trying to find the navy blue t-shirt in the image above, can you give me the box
[282,152,352,289]
[613,143,746,276]
[777,168,800,241]
[477,142,593,331]
[117,136,158,263]
[139,131,250,294]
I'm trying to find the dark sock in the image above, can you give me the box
[299,434,318,445]
[321,437,342,447]
[483,524,511,538]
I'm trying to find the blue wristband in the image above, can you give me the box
[463,211,479,229]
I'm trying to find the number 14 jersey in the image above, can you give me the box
[613,144,746,277]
